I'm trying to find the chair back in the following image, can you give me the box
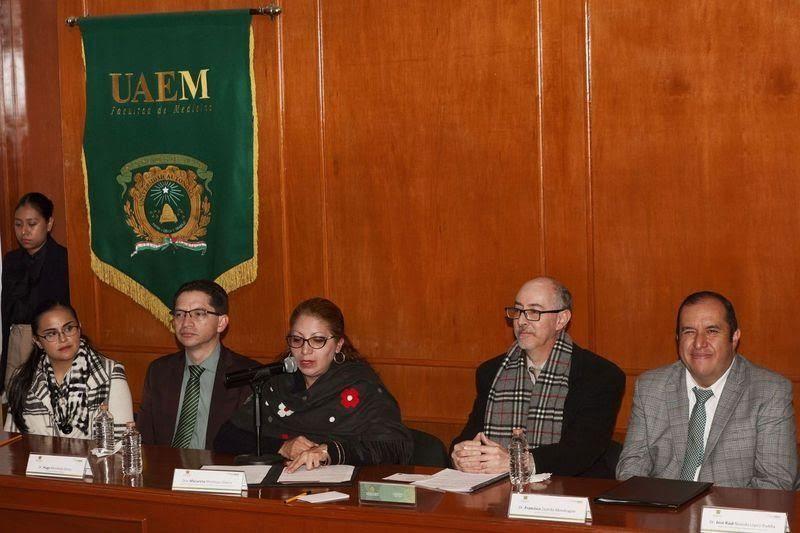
[410,428,449,467]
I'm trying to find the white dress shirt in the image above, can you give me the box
[684,359,734,481]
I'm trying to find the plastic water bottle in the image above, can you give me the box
[92,403,115,451]
[509,427,532,492]
[122,421,143,476]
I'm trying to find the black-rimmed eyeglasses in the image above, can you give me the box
[286,334,336,350]
[170,308,223,321]
[504,307,566,321]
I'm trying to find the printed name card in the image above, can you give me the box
[508,493,592,524]
[359,481,417,505]
[172,468,247,495]
[26,454,91,479]
[701,506,789,533]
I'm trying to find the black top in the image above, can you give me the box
[215,360,413,466]
[452,342,626,478]
[1,237,70,392]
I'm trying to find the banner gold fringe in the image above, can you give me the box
[217,24,259,306]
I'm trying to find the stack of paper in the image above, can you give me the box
[412,469,507,493]
[298,491,350,503]
[201,465,271,485]
[277,465,355,484]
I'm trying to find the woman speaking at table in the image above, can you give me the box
[215,298,412,471]
[4,301,133,439]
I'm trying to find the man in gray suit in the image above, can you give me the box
[617,291,797,489]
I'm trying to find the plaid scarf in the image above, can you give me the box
[483,331,573,449]
[41,339,109,436]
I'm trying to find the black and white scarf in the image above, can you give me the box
[483,331,573,449]
[41,339,110,436]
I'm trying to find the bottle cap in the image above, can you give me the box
[512,427,525,436]
[99,403,109,411]
[126,421,136,428]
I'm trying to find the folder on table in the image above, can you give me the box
[594,476,712,509]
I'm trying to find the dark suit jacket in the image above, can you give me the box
[137,344,257,449]
[452,342,625,478]
[1,237,70,391]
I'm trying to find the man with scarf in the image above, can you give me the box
[451,277,625,477]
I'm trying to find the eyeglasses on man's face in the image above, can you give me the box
[285,334,336,350]
[170,308,223,321]
[504,307,566,322]
[37,323,81,343]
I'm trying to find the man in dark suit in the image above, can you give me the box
[138,280,257,449]
[451,277,625,477]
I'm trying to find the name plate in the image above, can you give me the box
[508,493,592,524]
[701,506,789,533]
[26,454,91,479]
[172,468,247,495]
[358,481,417,505]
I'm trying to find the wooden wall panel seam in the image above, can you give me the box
[583,0,597,351]
[0,0,15,255]
[275,9,293,324]
[536,0,547,274]
[316,0,330,297]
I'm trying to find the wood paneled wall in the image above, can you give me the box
[0,0,66,248]
[3,0,800,448]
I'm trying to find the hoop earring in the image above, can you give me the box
[334,351,345,364]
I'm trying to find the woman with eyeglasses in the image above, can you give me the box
[4,301,133,439]
[1,193,70,396]
[215,297,413,471]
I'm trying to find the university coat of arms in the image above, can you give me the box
[123,161,212,256]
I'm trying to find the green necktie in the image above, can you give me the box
[679,386,714,480]
[172,365,205,448]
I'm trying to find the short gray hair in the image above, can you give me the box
[551,278,573,311]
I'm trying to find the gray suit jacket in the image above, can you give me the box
[617,354,797,489]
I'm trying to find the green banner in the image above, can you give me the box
[80,10,258,327]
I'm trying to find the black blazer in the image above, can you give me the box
[137,345,258,449]
[1,237,70,391]
[452,342,625,478]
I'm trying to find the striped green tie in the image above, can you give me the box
[172,365,205,448]
[679,387,714,480]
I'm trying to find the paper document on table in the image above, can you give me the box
[383,473,432,483]
[277,465,355,484]
[201,465,270,485]
[298,491,350,503]
[412,468,507,493]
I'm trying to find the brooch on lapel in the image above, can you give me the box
[277,402,294,417]
[340,388,360,409]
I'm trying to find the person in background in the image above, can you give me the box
[137,279,257,449]
[2,193,70,396]
[4,300,133,439]
[215,297,413,471]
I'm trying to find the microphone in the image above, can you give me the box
[224,356,298,388]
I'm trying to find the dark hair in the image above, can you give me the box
[8,300,82,433]
[16,192,54,220]
[172,279,229,314]
[280,297,364,362]
[676,291,739,340]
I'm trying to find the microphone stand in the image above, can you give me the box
[234,380,283,466]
